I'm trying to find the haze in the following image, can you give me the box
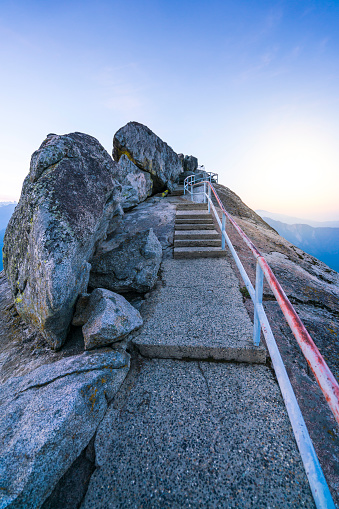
[1,0,338,222]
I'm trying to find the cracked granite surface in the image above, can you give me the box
[81,357,315,508]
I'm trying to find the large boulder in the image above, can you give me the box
[72,288,143,350]
[113,122,182,192]
[183,155,198,173]
[0,349,130,509]
[3,132,122,350]
[89,229,162,293]
[115,154,153,210]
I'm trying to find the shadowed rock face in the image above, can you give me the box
[113,122,182,192]
[3,132,121,350]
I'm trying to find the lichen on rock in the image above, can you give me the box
[3,132,122,350]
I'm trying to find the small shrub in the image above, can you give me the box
[240,286,250,299]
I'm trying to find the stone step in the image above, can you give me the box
[175,218,214,225]
[176,210,211,217]
[133,258,267,365]
[176,213,213,221]
[175,223,215,230]
[174,239,221,248]
[175,230,220,239]
[176,203,208,211]
[170,186,185,196]
[174,247,226,259]
[135,343,266,363]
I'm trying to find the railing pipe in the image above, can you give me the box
[203,181,336,507]
[253,261,264,346]
[258,255,339,426]
[221,214,226,250]
[202,180,339,428]
[256,303,335,509]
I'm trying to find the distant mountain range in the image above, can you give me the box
[256,209,339,228]
[256,210,339,272]
[0,203,17,271]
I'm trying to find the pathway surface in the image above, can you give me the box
[134,258,266,363]
[81,251,315,508]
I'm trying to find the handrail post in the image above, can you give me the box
[208,185,211,212]
[221,213,226,250]
[203,182,206,203]
[253,260,264,346]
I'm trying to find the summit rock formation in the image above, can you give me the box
[113,121,182,192]
[0,123,338,507]
[3,132,122,350]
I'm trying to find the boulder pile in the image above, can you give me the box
[0,122,190,508]
[3,132,122,350]
[3,123,184,352]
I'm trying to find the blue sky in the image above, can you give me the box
[1,0,339,220]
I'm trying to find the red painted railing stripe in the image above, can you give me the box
[199,181,339,426]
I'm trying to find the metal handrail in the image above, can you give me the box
[184,176,338,508]
[183,172,218,192]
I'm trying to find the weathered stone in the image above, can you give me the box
[74,288,143,350]
[3,132,122,350]
[0,350,130,509]
[114,154,153,210]
[104,195,177,259]
[113,122,182,192]
[89,229,162,294]
[184,155,198,172]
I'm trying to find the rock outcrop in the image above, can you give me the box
[183,155,198,173]
[89,229,162,294]
[115,154,153,210]
[3,132,121,350]
[0,349,130,509]
[72,289,143,350]
[113,122,182,192]
[1,124,338,506]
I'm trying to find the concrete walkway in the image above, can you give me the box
[133,258,265,363]
[81,253,315,508]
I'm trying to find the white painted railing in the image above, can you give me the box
[184,175,337,509]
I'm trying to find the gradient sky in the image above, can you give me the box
[1,0,339,221]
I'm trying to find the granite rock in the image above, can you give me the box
[73,288,143,350]
[183,154,198,173]
[114,154,153,210]
[113,122,182,192]
[89,229,162,294]
[3,132,121,350]
[0,350,130,509]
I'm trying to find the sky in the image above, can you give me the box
[1,0,339,221]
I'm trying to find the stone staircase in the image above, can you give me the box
[174,202,226,259]
[169,184,185,196]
